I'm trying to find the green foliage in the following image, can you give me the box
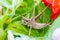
[0,29,7,40]
[15,0,34,16]
[0,0,59,40]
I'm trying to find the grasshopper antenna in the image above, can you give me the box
[35,5,49,20]
[31,0,36,21]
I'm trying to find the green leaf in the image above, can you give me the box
[7,21,28,35]
[0,29,7,40]
[15,0,34,16]
[36,2,51,23]
[6,21,39,37]
[0,15,10,28]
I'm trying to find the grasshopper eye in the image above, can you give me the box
[22,19,29,25]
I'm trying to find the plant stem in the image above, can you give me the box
[28,27,32,36]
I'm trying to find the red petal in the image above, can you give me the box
[51,0,60,13]
[51,12,60,20]
[42,0,52,6]
[51,0,60,20]
[51,8,60,20]
[42,0,60,20]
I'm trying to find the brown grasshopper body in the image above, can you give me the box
[22,13,50,29]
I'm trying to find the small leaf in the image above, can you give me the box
[0,29,7,40]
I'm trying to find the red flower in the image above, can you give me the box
[42,0,52,6]
[42,0,60,20]
[51,12,60,20]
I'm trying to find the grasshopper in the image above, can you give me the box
[22,1,50,29]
